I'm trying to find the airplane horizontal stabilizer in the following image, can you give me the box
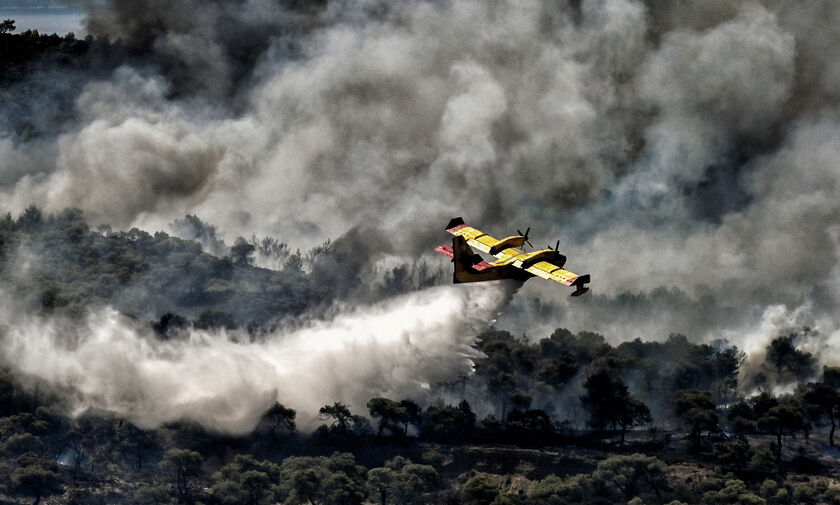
[434,245,454,258]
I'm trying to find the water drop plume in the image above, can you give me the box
[0,281,518,434]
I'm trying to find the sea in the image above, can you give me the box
[0,7,85,36]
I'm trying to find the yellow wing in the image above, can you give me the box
[446,223,500,254]
[525,261,581,286]
[492,247,529,265]
[445,218,529,256]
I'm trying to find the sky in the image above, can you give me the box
[1,9,84,35]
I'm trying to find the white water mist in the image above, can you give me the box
[0,281,516,434]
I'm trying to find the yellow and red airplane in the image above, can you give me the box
[434,217,590,296]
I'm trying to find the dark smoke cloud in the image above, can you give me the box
[83,0,326,101]
[2,0,840,390]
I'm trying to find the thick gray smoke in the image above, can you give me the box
[0,282,515,434]
[2,0,840,399]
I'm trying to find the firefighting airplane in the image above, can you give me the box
[434,217,590,296]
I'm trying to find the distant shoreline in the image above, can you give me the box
[0,6,85,35]
[0,6,83,11]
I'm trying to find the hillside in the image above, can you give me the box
[0,206,331,327]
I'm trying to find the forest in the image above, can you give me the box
[1,207,839,505]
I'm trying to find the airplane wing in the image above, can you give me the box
[491,247,527,265]
[525,261,581,286]
[527,260,590,296]
[492,253,583,286]
[444,217,503,255]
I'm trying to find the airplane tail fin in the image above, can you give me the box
[446,217,466,232]
[571,274,590,297]
[450,235,496,282]
[451,235,474,283]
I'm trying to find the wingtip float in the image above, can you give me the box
[434,217,590,297]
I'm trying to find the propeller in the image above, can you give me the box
[516,227,533,248]
[547,240,560,251]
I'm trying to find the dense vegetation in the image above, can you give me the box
[0,205,442,328]
[2,360,840,504]
[0,206,327,325]
[0,22,127,140]
[2,207,840,504]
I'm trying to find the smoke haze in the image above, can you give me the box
[2,0,840,427]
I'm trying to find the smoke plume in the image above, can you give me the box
[3,0,840,413]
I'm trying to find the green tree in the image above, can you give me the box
[590,454,667,504]
[750,392,779,419]
[751,447,777,473]
[65,429,87,484]
[211,454,281,505]
[421,400,476,441]
[712,344,745,401]
[506,408,556,442]
[116,422,158,469]
[160,448,202,496]
[349,414,372,436]
[765,334,817,383]
[390,462,439,505]
[277,457,327,504]
[700,479,764,505]
[2,433,44,456]
[320,402,353,433]
[367,467,396,505]
[581,370,622,431]
[367,397,408,438]
[674,389,719,450]
[615,398,652,445]
[398,399,422,435]
[757,401,809,463]
[580,370,651,442]
[713,439,752,470]
[792,485,815,505]
[265,402,297,435]
[10,453,62,505]
[276,453,366,505]
[488,372,517,422]
[462,475,501,505]
[17,204,43,231]
[134,485,171,505]
[726,400,757,438]
[0,369,21,417]
[0,19,15,34]
[529,474,587,504]
[536,353,579,387]
[322,472,367,505]
[230,237,256,265]
[822,366,840,389]
[803,382,840,446]
[323,453,367,505]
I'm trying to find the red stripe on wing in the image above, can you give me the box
[446,224,469,233]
